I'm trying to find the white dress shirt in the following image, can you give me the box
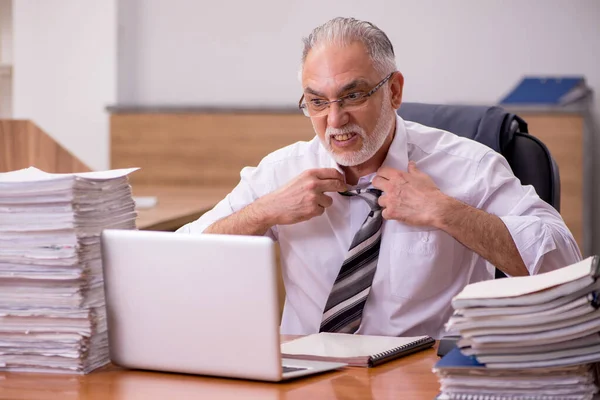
[178,115,581,339]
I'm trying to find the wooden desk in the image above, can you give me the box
[0,339,440,400]
[133,185,231,231]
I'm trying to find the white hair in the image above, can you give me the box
[299,17,397,78]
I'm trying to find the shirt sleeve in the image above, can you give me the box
[471,150,582,275]
[176,164,278,240]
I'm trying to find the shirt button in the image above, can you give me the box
[422,235,429,243]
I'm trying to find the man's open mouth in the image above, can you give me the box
[331,132,357,142]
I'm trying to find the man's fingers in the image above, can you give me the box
[311,168,345,181]
[317,194,334,208]
[376,166,394,180]
[377,166,410,182]
[371,175,389,191]
[407,161,419,174]
[317,178,348,193]
[381,208,392,220]
[305,169,347,192]
[378,194,387,208]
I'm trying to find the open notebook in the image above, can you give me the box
[281,333,435,367]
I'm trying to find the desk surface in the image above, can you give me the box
[133,185,231,231]
[0,338,440,400]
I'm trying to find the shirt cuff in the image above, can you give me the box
[500,215,556,276]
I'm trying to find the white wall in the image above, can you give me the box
[0,0,13,118]
[13,0,116,171]
[117,0,600,109]
[0,67,11,118]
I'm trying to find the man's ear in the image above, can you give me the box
[389,71,404,109]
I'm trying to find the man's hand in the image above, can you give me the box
[372,161,449,227]
[253,168,347,226]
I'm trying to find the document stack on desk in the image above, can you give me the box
[0,167,138,374]
[434,257,600,400]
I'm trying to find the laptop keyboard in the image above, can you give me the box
[282,365,309,373]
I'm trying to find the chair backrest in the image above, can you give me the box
[397,103,560,211]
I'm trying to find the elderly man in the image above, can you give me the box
[178,17,580,338]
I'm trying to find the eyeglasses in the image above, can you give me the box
[298,72,394,117]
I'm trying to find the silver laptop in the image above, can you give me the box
[100,229,346,381]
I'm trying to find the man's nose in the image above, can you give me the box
[327,102,349,129]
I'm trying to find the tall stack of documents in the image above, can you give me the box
[435,257,600,400]
[0,167,137,373]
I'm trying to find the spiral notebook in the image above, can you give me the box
[281,333,435,367]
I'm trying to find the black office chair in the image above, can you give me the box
[397,103,560,210]
[397,103,561,279]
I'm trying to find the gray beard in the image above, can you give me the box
[321,89,395,167]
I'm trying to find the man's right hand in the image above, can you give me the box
[253,168,347,226]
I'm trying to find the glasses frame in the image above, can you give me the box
[298,72,395,117]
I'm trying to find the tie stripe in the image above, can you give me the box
[323,256,379,315]
[320,189,383,334]
[336,221,381,281]
[348,210,382,250]
[322,289,370,332]
[345,223,381,259]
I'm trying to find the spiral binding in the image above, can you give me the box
[444,392,590,400]
[370,336,434,364]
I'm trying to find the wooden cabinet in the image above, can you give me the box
[517,112,587,254]
[110,112,314,187]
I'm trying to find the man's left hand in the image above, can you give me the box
[371,161,451,227]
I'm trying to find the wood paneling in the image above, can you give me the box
[0,120,90,173]
[111,113,315,187]
[520,114,584,252]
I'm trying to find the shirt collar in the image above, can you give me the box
[318,115,409,185]
[381,114,409,173]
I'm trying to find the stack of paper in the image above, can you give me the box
[434,257,600,400]
[0,167,138,373]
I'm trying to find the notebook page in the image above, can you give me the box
[0,167,139,183]
[0,167,72,183]
[453,257,595,301]
[70,168,139,180]
[281,333,428,358]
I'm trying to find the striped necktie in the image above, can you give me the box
[320,188,383,334]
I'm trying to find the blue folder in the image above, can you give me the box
[434,347,485,369]
[499,76,589,106]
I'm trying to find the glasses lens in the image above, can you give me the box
[300,99,326,117]
[307,108,327,117]
[341,94,369,110]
